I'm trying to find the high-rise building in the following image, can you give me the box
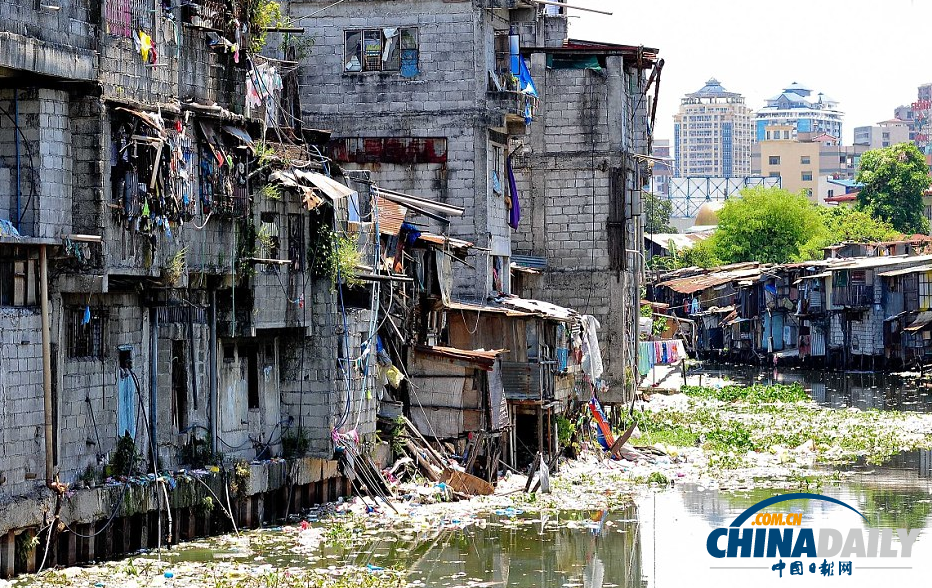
[894,83,932,151]
[673,78,752,177]
[754,82,843,142]
[854,119,911,149]
[650,139,673,197]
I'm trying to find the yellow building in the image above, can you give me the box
[753,124,822,201]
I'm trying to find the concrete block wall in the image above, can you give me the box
[295,0,509,301]
[0,88,74,238]
[0,308,44,500]
[0,0,98,52]
[55,293,149,487]
[512,56,648,398]
[153,320,211,468]
[278,279,377,456]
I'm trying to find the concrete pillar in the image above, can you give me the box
[1,531,15,578]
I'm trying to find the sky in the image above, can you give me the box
[570,0,932,146]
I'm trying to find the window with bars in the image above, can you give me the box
[68,307,107,359]
[105,0,153,38]
[288,213,306,272]
[344,28,418,73]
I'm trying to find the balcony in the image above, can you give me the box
[832,284,874,308]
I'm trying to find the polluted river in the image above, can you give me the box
[14,366,932,588]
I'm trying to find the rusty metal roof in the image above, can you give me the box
[417,233,474,250]
[375,196,406,236]
[414,345,505,371]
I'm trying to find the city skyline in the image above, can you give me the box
[571,0,932,146]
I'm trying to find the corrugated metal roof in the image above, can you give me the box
[375,196,406,236]
[445,300,532,317]
[879,264,932,277]
[511,254,547,270]
[490,295,578,320]
[905,311,932,332]
[414,345,504,370]
[417,233,474,250]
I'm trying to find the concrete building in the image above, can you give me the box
[294,1,655,403]
[0,0,386,572]
[854,119,911,149]
[754,82,843,143]
[650,139,673,198]
[673,78,752,177]
[751,128,866,203]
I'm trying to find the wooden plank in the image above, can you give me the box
[441,468,493,496]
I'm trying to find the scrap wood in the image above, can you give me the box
[441,467,494,496]
[608,422,637,459]
[401,416,449,466]
[404,439,442,482]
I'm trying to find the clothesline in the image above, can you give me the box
[637,339,686,377]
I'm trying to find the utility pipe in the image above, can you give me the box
[14,88,21,232]
[209,289,218,456]
[40,244,53,481]
[149,306,158,468]
[529,0,613,16]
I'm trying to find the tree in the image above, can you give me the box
[706,186,822,264]
[797,206,900,260]
[643,192,677,234]
[856,142,931,235]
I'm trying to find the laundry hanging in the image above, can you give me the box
[639,339,685,369]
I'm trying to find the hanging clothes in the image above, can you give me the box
[637,342,652,376]
[506,156,521,229]
[581,315,604,381]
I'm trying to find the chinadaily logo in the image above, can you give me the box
[706,493,919,578]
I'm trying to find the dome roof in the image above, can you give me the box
[694,200,724,227]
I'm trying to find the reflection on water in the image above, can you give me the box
[314,507,646,588]
[693,364,932,412]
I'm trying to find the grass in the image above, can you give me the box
[681,383,809,403]
[637,386,932,469]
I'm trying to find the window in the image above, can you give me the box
[800,156,810,165]
[344,27,418,73]
[920,272,932,310]
[802,172,813,181]
[246,344,259,410]
[288,214,305,272]
[68,307,106,359]
[783,130,790,139]
[259,212,280,262]
[766,131,771,140]
[769,156,781,165]
[769,172,781,178]
[828,189,835,197]
[0,253,38,307]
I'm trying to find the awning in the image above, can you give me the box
[221,125,255,150]
[773,348,800,359]
[296,170,357,201]
[489,295,578,320]
[878,264,932,277]
[414,345,505,371]
[905,311,932,332]
[268,169,326,211]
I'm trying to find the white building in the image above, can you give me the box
[673,78,753,177]
[853,119,911,149]
[754,82,843,143]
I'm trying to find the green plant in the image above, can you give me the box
[229,460,251,497]
[15,532,38,570]
[78,464,99,487]
[112,433,141,476]
[162,246,188,285]
[281,427,309,459]
[555,415,576,448]
[255,141,276,167]
[330,233,363,289]
[652,315,667,337]
[646,471,668,485]
[180,433,221,467]
[246,0,285,53]
[257,183,282,201]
